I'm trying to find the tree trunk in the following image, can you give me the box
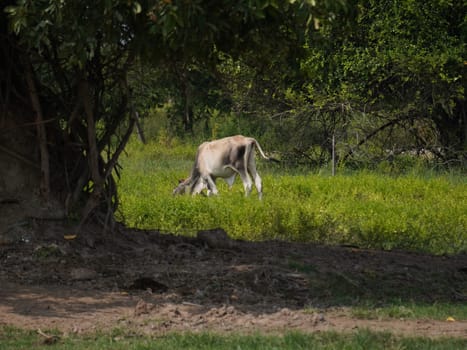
[134,111,146,144]
[79,80,104,224]
[460,99,467,151]
[183,80,194,133]
[25,62,50,199]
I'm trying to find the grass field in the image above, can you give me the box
[3,139,466,349]
[116,140,467,255]
[1,327,466,350]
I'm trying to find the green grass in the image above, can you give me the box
[349,301,467,321]
[1,327,466,350]
[117,140,467,255]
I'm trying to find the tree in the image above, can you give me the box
[167,0,466,169]
[1,0,322,229]
[298,0,466,165]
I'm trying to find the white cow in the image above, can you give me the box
[173,135,277,199]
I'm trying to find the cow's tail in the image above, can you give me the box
[253,139,280,163]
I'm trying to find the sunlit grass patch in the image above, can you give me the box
[117,140,467,255]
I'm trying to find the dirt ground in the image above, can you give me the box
[1,221,466,339]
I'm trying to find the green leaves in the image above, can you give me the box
[4,5,24,34]
[5,0,147,69]
[132,1,142,15]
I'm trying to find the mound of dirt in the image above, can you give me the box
[1,222,466,338]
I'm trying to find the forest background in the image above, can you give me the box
[1,0,466,225]
[128,0,466,171]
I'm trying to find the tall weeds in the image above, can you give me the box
[117,140,467,255]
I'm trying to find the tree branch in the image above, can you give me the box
[79,80,102,187]
[25,61,50,199]
[342,118,401,163]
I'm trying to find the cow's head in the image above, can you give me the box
[173,176,206,196]
[173,178,189,195]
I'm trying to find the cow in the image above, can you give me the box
[173,135,277,199]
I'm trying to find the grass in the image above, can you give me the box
[1,327,466,350]
[3,141,466,348]
[349,301,467,321]
[117,139,467,255]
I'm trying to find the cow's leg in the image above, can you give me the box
[251,169,262,199]
[204,175,219,196]
[191,177,206,195]
[225,164,251,195]
[238,170,253,196]
[237,143,253,196]
[248,151,263,199]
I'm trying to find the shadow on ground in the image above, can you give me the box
[1,222,466,337]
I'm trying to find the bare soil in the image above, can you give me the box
[1,221,466,339]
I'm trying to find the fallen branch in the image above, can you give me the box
[0,144,39,169]
[342,118,400,163]
[37,328,60,345]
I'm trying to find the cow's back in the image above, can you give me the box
[198,136,251,177]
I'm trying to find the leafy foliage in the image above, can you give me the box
[286,0,466,165]
[133,0,466,168]
[1,0,465,228]
[1,0,318,224]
